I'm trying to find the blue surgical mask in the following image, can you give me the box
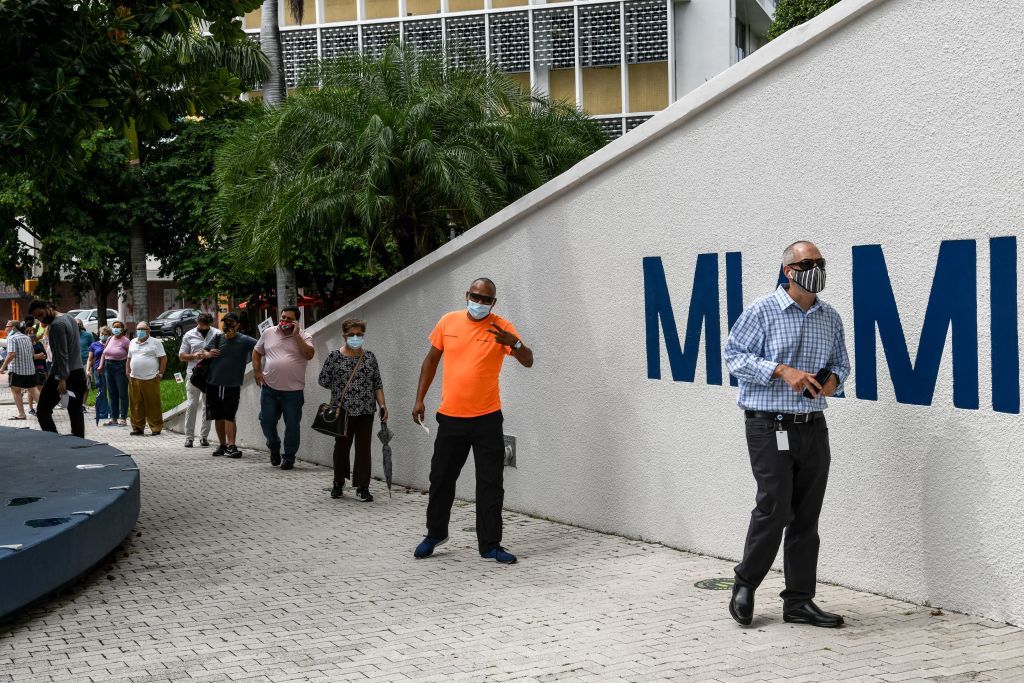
[467,301,491,320]
[346,335,364,350]
[100,335,109,342]
[136,330,148,340]
[113,328,124,336]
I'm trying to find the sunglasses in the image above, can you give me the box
[787,258,826,271]
[467,292,496,305]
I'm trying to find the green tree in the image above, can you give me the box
[767,0,842,40]
[214,45,606,278]
[0,0,268,323]
[29,130,138,326]
[143,102,271,306]
[119,23,269,326]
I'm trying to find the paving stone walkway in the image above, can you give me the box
[1,391,1024,682]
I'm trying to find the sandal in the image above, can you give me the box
[8,416,26,420]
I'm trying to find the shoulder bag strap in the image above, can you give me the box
[337,350,364,405]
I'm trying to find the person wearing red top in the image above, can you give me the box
[412,278,534,564]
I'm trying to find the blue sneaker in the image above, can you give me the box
[480,546,517,564]
[413,536,448,559]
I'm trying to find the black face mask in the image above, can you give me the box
[41,313,56,325]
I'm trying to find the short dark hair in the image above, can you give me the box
[281,306,300,319]
[470,278,496,295]
[28,300,49,314]
[197,313,214,325]
[223,312,240,323]
[342,318,366,334]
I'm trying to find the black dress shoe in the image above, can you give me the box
[783,601,845,628]
[270,451,281,467]
[729,584,754,625]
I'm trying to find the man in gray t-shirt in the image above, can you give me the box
[200,313,257,458]
[29,300,89,438]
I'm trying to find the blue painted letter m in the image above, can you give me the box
[644,255,722,384]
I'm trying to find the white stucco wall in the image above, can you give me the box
[169,0,1024,625]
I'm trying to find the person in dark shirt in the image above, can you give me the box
[29,300,88,438]
[200,313,257,458]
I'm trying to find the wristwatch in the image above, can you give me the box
[512,339,523,351]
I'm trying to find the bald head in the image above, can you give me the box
[783,241,820,265]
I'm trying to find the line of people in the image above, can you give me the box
[6,247,852,628]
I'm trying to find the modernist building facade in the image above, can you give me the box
[243,0,775,138]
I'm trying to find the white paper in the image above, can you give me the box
[173,372,184,384]
[416,418,431,436]
[775,430,790,451]
[258,318,274,333]
[59,390,76,409]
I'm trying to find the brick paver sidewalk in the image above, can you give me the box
[1,396,1023,682]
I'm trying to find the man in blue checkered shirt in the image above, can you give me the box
[723,241,850,629]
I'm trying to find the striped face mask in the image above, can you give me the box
[790,266,826,293]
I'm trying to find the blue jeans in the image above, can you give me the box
[92,369,110,421]
[259,385,305,460]
[104,360,129,419]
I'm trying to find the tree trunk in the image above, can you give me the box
[260,0,296,309]
[276,265,297,309]
[260,0,287,108]
[92,277,110,328]
[129,223,149,324]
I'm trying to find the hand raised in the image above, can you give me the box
[487,322,518,347]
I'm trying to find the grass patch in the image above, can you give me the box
[85,379,188,411]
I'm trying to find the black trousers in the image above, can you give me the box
[734,415,831,608]
[37,368,88,438]
[426,410,505,554]
[333,413,374,487]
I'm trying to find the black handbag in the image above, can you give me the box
[312,351,363,438]
[189,336,224,392]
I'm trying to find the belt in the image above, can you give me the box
[744,410,824,424]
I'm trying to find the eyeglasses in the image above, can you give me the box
[787,258,826,271]
[467,292,496,305]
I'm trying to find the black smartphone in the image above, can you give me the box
[803,368,834,399]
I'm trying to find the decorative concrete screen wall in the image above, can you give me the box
[202,0,1024,625]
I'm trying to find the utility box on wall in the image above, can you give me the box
[503,435,516,468]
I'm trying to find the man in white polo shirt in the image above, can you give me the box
[178,313,220,448]
[127,322,167,436]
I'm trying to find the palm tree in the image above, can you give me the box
[213,44,606,276]
[118,29,269,326]
[259,0,306,309]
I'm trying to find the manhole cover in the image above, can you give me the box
[7,497,42,506]
[25,517,72,528]
[695,577,735,590]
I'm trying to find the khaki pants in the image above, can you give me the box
[129,376,164,433]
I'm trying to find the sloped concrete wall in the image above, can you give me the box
[170,0,1024,625]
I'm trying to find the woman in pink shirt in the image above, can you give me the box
[97,320,131,426]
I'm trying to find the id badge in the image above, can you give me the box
[775,429,790,451]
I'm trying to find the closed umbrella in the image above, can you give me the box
[376,414,394,498]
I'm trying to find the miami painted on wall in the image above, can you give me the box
[644,237,1019,414]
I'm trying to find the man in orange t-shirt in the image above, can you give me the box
[412,278,534,564]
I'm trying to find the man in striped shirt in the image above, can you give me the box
[1,321,38,420]
[723,241,851,629]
